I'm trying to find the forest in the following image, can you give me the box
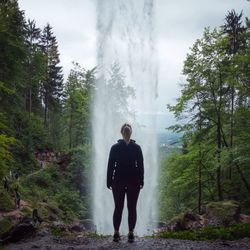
[160,10,250,220]
[0,0,95,226]
[0,0,250,246]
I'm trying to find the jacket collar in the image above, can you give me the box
[117,139,136,144]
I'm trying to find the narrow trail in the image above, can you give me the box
[4,234,250,250]
[0,200,29,219]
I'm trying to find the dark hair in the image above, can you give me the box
[120,123,132,134]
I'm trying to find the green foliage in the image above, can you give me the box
[161,11,250,220]
[21,164,86,222]
[55,190,86,220]
[157,223,250,241]
[0,188,13,212]
[0,132,15,178]
[63,62,95,149]
[0,1,93,224]
[24,169,54,189]
[51,227,65,237]
[0,217,13,236]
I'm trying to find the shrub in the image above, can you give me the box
[0,189,13,212]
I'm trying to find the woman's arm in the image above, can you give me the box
[107,146,115,189]
[137,145,144,187]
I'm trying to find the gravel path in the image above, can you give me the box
[4,234,250,250]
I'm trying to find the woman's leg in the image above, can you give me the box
[126,181,140,231]
[112,184,126,231]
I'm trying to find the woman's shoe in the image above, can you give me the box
[128,231,134,243]
[113,231,121,242]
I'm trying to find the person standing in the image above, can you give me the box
[107,123,144,243]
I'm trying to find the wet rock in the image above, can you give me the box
[37,228,50,237]
[51,221,67,232]
[79,219,96,231]
[69,222,85,232]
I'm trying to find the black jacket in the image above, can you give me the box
[107,139,144,188]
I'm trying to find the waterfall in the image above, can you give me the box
[92,0,159,236]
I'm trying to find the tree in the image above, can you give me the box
[63,63,95,149]
[24,19,45,116]
[40,23,63,127]
[223,10,247,179]
[161,11,250,220]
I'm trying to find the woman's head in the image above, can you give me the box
[121,123,132,140]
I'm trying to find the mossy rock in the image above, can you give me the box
[0,189,14,212]
[166,211,204,231]
[205,200,240,226]
[241,198,250,215]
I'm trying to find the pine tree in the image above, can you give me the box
[40,23,63,127]
[24,19,45,115]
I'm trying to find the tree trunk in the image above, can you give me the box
[216,118,223,201]
[228,85,234,179]
[44,89,48,127]
[29,88,32,116]
[236,163,250,194]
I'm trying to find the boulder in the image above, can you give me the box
[69,222,86,232]
[163,211,204,232]
[204,200,241,226]
[0,216,36,244]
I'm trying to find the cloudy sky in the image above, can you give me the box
[18,0,249,128]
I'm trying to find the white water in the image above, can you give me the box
[92,0,159,236]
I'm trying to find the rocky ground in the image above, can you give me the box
[3,233,250,250]
[2,200,250,249]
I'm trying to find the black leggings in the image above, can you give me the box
[112,180,140,232]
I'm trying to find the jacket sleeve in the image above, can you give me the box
[107,146,115,188]
[137,145,144,186]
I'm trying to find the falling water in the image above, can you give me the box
[92,0,158,236]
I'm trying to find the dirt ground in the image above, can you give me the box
[4,234,250,250]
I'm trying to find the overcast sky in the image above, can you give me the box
[18,0,249,128]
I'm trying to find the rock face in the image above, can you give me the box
[159,200,248,233]
[0,217,36,244]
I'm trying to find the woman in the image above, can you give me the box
[107,123,144,242]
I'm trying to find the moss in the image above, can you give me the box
[19,163,87,223]
[0,217,13,236]
[206,200,240,225]
[206,200,239,211]
[20,206,32,216]
[0,189,14,212]
[51,227,65,237]
[157,223,250,241]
